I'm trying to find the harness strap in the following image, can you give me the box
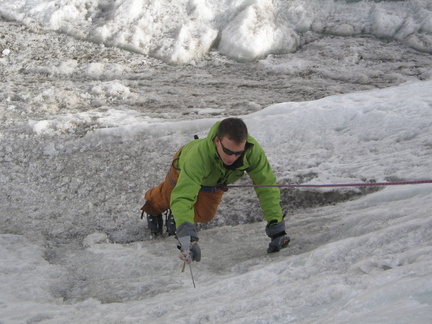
[168,169,220,192]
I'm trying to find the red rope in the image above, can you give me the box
[220,179,432,190]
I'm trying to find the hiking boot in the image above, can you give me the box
[146,213,163,235]
[165,209,176,236]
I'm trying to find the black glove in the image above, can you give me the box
[176,222,201,263]
[266,220,290,253]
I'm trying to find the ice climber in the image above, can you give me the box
[141,117,290,263]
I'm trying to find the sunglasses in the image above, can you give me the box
[219,139,245,156]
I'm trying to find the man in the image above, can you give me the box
[141,118,289,264]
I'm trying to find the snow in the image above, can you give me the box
[1,0,432,323]
[1,0,432,63]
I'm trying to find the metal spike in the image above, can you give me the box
[189,263,196,288]
[181,261,196,288]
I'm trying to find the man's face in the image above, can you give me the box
[215,136,246,166]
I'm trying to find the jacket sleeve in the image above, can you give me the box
[246,142,283,224]
[170,152,205,227]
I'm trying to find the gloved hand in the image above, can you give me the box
[178,236,201,264]
[266,219,290,253]
[176,222,201,263]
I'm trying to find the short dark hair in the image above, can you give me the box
[217,118,248,143]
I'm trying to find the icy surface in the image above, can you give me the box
[1,0,432,323]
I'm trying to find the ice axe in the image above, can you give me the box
[182,261,196,288]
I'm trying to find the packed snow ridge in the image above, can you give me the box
[1,0,432,63]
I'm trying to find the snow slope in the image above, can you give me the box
[2,80,432,323]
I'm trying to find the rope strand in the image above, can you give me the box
[217,179,432,191]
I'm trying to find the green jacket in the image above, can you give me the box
[171,121,283,227]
